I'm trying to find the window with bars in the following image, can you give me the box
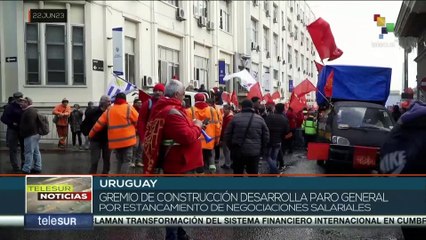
[25,23,40,85]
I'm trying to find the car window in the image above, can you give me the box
[336,106,394,130]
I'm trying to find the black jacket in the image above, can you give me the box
[225,108,270,157]
[19,106,39,138]
[379,101,426,174]
[81,107,108,142]
[1,101,23,130]
[265,113,289,145]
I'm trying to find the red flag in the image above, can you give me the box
[230,91,239,107]
[263,93,273,104]
[271,91,281,100]
[314,61,324,73]
[307,143,330,160]
[307,18,343,61]
[138,89,151,102]
[324,70,334,97]
[289,92,307,113]
[292,79,317,96]
[221,91,231,103]
[247,82,263,100]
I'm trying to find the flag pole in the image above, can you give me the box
[316,89,333,107]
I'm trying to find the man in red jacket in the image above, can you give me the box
[143,79,203,240]
[143,80,203,174]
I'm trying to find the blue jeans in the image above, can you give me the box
[22,134,42,173]
[6,128,25,171]
[264,143,281,174]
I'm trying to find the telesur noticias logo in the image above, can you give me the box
[371,14,397,48]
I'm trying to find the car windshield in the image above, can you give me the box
[336,106,394,130]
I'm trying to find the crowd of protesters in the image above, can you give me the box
[0,83,315,175]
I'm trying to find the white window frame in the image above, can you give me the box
[273,33,278,57]
[125,36,136,84]
[251,19,258,45]
[164,0,179,7]
[295,49,299,68]
[194,55,209,89]
[263,0,269,11]
[24,3,86,86]
[287,18,292,32]
[45,23,67,85]
[263,26,269,52]
[71,24,85,85]
[287,45,292,64]
[25,23,40,85]
[194,0,208,18]
[158,46,180,84]
[294,26,298,40]
[219,6,230,32]
[273,4,278,19]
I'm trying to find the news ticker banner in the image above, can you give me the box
[0,176,426,229]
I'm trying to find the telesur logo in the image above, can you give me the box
[371,14,397,48]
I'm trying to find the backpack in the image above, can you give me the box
[37,113,50,136]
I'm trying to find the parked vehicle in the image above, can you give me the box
[311,65,394,171]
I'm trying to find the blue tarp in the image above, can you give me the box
[316,65,392,106]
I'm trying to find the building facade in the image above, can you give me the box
[0,0,317,141]
[395,0,426,102]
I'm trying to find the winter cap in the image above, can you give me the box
[195,93,207,102]
[153,83,165,92]
[13,92,23,98]
[62,98,69,103]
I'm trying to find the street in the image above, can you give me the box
[0,148,404,239]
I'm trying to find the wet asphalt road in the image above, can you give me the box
[0,148,404,240]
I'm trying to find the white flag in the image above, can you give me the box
[223,69,257,91]
[106,75,137,100]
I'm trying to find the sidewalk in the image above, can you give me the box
[0,141,86,153]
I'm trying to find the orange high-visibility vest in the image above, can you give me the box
[186,106,221,149]
[89,103,138,149]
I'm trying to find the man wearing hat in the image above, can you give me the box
[1,92,25,172]
[52,98,72,148]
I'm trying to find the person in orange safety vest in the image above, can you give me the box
[89,92,138,174]
[187,92,221,173]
